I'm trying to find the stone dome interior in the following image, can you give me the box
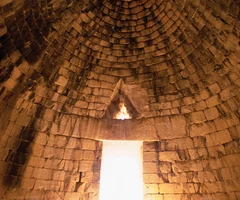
[0,0,240,199]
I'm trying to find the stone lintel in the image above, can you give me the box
[79,115,187,141]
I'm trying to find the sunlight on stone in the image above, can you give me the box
[99,141,144,200]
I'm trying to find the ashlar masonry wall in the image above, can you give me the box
[143,139,240,200]
[0,136,102,200]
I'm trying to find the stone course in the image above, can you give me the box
[0,0,240,199]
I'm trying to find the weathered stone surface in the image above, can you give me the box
[206,129,232,146]
[159,183,184,194]
[159,151,180,162]
[1,0,240,199]
[145,184,159,194]
[154,115,187,139]
[190,122,216,137]
[75,115,187,141]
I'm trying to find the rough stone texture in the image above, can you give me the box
[0,0,240,199]
[143,140,240,199]
[1,136,102,200]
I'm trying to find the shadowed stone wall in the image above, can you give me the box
[0,0,240,199]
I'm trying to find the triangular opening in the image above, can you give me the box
[103,79,139,120]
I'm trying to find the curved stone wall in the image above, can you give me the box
[0,0,240,199]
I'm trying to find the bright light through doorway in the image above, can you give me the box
[114,102,131,120]
[99,141,144,200]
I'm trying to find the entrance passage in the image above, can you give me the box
[99,141,144,200]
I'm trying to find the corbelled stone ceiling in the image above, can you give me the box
[1,0,239,119]
[0,0,240,199]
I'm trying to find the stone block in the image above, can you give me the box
[54,135,68,147]
[43,146,55,158]
[65,192,82,200]
[212,192,237,200]
[143,174,166,184]
[28,156,45,167]
[200,182,224,193]
[34,180,51,190]
[51,147,64,160]
[64,160,77,172]
[222,180,240,192]
[167,138,194,150]
[82,150,95,160]
[34,132,47,145]
[172,161,203,173]
[168,173,181,183]
[46,134,55,146]
[85,183,99,193]
[154,115,187,139]
[73,150,83,160]
[214,118,228,131]
[143,142,160,152]
[81,139,97,150]
[42,108,56,122]
[34,119,49,132]
[44,158,64,170]
[220,167,234,181]
[170,108,179,115]
[49,123,59,135]
[208,83,221,95]
[207,145,225,157]
[16,112,31,126]
[79,161,94,172]
[229,125,240,139]
[193,137,206,148]
[203,107,219,121]
[55,75,68,87]
[159,162,172,173]
[195,101,207,111]
[225,113,239,127]
[198,89,210,101]
[32,168,52,180]
[143,152,158,161]
[183,183,196,193]
[159,151,180,162]
[197,148,209,159]
[206,129,232,146]
[159,183,183,194]
[64,149,73,160]
[188,149,199,160]
[81,172,100,182]
[205,95,221,108]
[183,97,195,105]
[220,86,235,101]
[224,140,240,154]
[31,143,44,157]
[190,111,206,123]
[52,170,66,181]
[198,170,218,183]
[209,157,224,169]
[145,184,159,194]
[222,154,240,167]
[143,162,159,174]
[162,194,181,200]
[75,100,88,108]
[190,121,216,137]
[66,138,78,148]
[23,166,34,178]
[21,178,35,190]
